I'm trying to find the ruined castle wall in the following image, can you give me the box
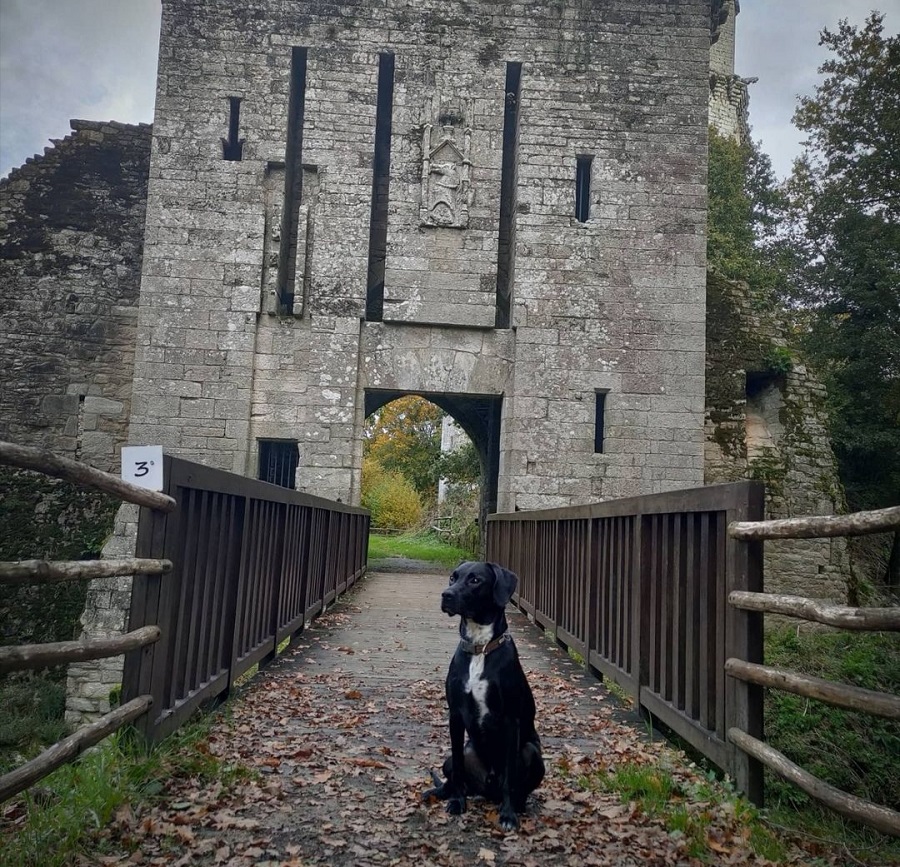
[132,0,711,509]
[705,272,851,602]
[0,121,151,472]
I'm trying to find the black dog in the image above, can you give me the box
[423,561,544,831]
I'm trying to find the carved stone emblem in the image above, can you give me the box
[420,105,472,228]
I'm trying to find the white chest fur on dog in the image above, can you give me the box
[462,620,494,723]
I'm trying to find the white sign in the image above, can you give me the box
[121,445,164,491]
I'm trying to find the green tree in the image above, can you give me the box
[364,396,443,500]
[707,127,790,295]
[793,14,900,229]
[435,440,482,487]
[788,12,900,584]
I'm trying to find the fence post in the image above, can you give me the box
[585,518,599,673]
[553,519,567,639]
[123,455,182,742]
[122,498,170,741]
[263,502,288,667]
[226,494,253,697]
[725,482,765,805]
[631,514,647,706]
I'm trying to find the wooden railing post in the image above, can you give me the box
[632,514,647,705]
[553,519,566,638]
[724,482,765,805]
[123,455,179,742]
[585,518,599,674]
[263,501,288,667]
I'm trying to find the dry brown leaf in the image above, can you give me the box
[346,757,389,769]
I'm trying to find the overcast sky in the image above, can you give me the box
[0,1,897,180]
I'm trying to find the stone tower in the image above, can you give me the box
[128,0,714,515]
[709,0,754,142]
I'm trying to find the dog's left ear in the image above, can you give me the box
[489,563,518,607]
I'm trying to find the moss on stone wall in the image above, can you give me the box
[0,468,119,647]
[706,270,852,600]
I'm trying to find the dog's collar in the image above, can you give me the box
[459,631,511,656]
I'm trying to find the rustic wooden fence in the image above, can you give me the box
[726,505,900,837]
[487,487,900,836]
[0,442,175,802]
[487,481,766,803]
[0,443,368,802]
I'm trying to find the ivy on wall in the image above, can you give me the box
[0,468,119,649]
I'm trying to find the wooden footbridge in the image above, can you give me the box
[1,442,898,838]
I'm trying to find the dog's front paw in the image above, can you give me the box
[446,795,467,815]
[498,808,519,832]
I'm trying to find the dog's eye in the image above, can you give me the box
[469,576,480,585]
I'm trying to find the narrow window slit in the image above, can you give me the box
[366,52,396,322]
[575,155,593,223]
[495,61,522,329]
[222,96,245,161]
[594,390,608,453]
[278,47,309,314]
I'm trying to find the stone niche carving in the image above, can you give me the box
[420,98,473,229]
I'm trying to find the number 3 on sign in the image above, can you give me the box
[121,446,164,491]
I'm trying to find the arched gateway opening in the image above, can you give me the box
[364,389,502,543]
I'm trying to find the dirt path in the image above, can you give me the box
[92,566,835,866]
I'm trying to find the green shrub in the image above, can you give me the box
[763,345,793,377]
[361,458,423,530]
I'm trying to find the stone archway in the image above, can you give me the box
[364,388,502,539]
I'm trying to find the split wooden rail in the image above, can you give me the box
[0,441,173,802]
[725,504,900,837]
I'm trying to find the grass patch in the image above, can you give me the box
[572,759,788,863]
[367,530,471,568]
[566,646,585,666]
[0,674,69,775]
[602,674,634,707]
[763,625,900,861]
[0,707,249,867]
[608,762,676,812]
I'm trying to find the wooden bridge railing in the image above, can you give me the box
[487,488,900,835]
[122,454,369,743]
[726,505,900,837]
[0,443,369,802]
[487,482,767,803]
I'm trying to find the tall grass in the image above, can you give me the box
[763,626,900,859]
[0,675,68,775]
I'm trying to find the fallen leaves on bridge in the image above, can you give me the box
[84,599,843,866]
